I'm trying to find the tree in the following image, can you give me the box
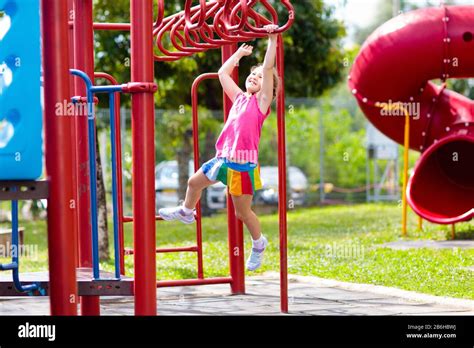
[271,0,346,97]
[95,127,109,261]
[93,0,346,106]
[92,0,347,213]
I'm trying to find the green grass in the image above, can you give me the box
[1,203,473,299]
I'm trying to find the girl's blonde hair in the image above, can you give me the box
[251,64,280,100]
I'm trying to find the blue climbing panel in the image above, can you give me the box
[0,0,42,180]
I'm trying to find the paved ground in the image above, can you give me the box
[381,240,474,250]
[1,273,473,315]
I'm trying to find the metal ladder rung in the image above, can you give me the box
[124,245,199,255]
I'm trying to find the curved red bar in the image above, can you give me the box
[244,0,295,34]
[191,73,220,279]
[170,16,203,53]
[213,9,245,42]
[184,1,222,49]
[185,0,207,30]
[155,17,192,60]
[349,5,474,224]
[154,0,165,28]
[222,0,248,31]
[236,7,269,38]
[153,0,295,61]
[199,23,235,45]
[170,1,224,53]
[185,25,219,49]
[229,0,267,38]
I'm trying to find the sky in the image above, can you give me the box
[325,0,379,28]
[324,0,474,47]
[324,0,379,47]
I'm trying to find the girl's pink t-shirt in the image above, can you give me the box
[215,92,271,164]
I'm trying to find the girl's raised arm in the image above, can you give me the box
[258,25,278,114]
[218,44,252,102]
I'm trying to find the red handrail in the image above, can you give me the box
[191,73,219,280]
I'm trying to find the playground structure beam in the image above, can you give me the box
[130,0,157,316]
[191,72,220,280]
[41,0,78,316]
[276,34,288,313]
[73,0,101,316]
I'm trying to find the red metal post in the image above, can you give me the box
[67,0,76,98]
[73,0,100,315]
[67,0,79,272]
[221,44,245,294]
[276,35,288,313]
[130,0,157,315]
[41,0,78,315]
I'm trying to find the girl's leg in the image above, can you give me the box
[184,168,217,209]
[231,194,261,240]
[231,194,267,271]
[159,168,217,224]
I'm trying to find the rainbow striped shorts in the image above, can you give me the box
[201,157,263,196]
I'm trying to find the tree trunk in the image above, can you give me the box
[177,129,193,203]
[96,129,109,261]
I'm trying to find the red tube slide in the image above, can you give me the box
[349,5,474,224]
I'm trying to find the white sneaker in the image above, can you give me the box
[158,206,195,224]
[246,236,268,271]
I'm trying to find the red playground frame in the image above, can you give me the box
[39,0,294,315]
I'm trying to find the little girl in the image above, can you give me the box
[159,25,280,271]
